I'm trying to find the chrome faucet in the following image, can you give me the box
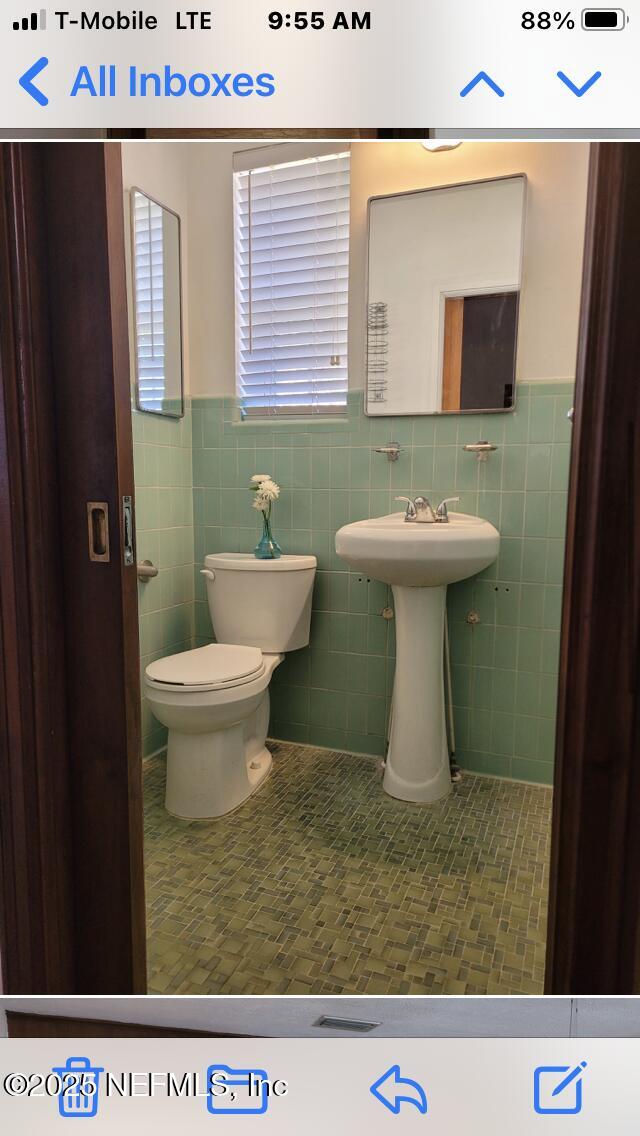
[395,496,437,523]
[395,495,460,523]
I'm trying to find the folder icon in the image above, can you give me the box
[207,1065,270,1115]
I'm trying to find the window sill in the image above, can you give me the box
[229,415,351,435]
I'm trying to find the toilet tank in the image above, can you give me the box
[203,553,317,652]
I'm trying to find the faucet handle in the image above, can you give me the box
[395,495,418,521]
[435,497,460,523]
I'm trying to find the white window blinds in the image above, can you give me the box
[133,193,165,413]
[234,151,350,417]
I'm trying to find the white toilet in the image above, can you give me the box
[144,552,316,820]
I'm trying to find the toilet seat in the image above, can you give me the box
[146,643,265,693]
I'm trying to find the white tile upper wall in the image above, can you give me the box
[182,140,590,398]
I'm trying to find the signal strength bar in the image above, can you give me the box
[13,9,46,30]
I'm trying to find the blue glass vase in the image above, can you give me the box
[254,512,282,559]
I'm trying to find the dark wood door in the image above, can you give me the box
[0,145,75,992]
[0,143,145,993]
[42,144,146,993]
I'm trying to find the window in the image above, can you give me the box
[234,151,350,417]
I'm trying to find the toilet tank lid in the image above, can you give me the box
[205,552,317,572]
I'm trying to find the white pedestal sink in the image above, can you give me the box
[335,512,500,804]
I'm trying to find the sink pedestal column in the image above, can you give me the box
[383,583,452,804]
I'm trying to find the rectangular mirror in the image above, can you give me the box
[131,187,184,418]
[366,175,526,416]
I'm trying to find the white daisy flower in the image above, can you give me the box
[258,478,280,501]
[249,473,281,516]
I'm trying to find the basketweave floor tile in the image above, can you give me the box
[145,740,551,994]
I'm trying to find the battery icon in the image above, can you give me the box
[582,8,627,28]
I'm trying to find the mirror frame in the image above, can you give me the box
[365,173,528,417]
[130,186,185,420]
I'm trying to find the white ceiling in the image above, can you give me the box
[1,997,639,1037]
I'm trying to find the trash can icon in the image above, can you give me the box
[52,1057,104,1118]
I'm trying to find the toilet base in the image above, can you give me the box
[164,692,273,820]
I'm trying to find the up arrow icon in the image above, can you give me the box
[460,71,505,98]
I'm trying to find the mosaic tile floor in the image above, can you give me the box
[145,742,551,995]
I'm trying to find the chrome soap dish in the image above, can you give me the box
[463,440,498,463]
[373,442,401,462]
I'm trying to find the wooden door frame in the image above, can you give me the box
[0,139,639,994]
[0,142,145,993]
[546,142,640,992]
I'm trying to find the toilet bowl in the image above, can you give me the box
[144,552,316,819]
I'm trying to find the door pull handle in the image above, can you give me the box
[87,502,110,563]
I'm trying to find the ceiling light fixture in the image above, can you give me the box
[314,1015,381,1033]
[421,141,462,152]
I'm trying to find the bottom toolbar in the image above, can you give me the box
[0,1038,637,1131]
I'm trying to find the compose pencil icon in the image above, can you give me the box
[552,1061,588,1097]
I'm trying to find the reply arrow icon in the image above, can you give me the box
[19,56,49,106]
[370,1065,428,1115]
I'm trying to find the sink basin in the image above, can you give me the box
[335,509,500,805]
[335,511,500,587]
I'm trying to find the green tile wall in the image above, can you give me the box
[190,381,573,786]
[133,401,195,757]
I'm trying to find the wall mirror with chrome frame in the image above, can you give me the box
[366,175,526,417]
[131,187,184,418]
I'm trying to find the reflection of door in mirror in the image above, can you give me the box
[442,291,518,412]
[366,175,526,417]
[131,188,184,418]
